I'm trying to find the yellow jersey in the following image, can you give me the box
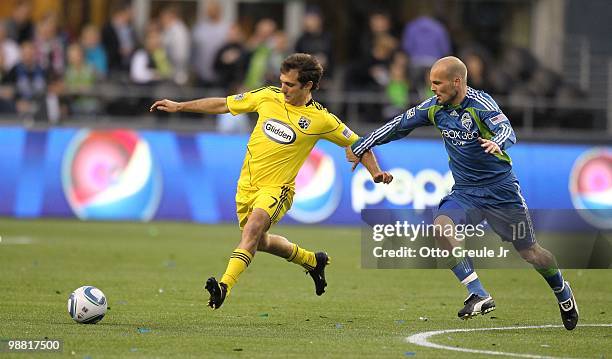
[226,86,359,189]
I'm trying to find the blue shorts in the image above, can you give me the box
[435,179,536,251]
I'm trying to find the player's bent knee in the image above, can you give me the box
[242,225,263,245]
[256,233,270,251]
[434,214,454,227]
[242,210,271,246]
[518,245,546,266]
[434,215,456,240]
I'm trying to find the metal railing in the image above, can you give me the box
[1,81,609,143]
[563,35,612,135]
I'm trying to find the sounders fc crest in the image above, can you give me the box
[298,116,311,130]
[461,113,473,130]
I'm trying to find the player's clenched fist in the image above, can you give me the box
[373,171,393,184]
[150,99,181,113]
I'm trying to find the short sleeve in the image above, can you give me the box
[226,87,268,115]
[321,114,360,147]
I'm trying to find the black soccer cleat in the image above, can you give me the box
[308,252,330,296]
[558,281,579,330]
[458,293,496,319]
[205,277,227,310]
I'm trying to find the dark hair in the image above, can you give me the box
[280,53,323,91]
[111,1,132,15]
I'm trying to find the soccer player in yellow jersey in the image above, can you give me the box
[151,53,392,309]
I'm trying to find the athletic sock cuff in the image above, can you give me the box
[286,244,299,262]
[231,249,253,266]
[536,267,559,278]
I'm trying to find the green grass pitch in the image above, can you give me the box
[0,219,610,358]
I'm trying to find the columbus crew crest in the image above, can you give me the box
[461,113,473,130]
[298,116,311,130]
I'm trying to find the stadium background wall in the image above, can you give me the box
[0,126,609,227]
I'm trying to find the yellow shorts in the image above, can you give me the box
[236,185,294,230]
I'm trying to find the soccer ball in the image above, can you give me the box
[67,286,107,324]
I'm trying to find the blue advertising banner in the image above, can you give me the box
[0,126,609,229]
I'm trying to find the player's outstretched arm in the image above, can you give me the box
[150,97,229,114]
[347,147,393,184]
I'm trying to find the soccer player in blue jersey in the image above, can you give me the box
[346,56,579,330]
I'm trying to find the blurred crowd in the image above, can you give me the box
[0,1,590,129]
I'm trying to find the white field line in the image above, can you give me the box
[0,236,35,244]
[406,324,612,359]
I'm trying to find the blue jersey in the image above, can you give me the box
[352,87,516,186]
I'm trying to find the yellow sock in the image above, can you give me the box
[220,248,253,292]
[286,244,316,271]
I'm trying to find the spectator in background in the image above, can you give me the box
[64,43,98,115]
[459,43,493,93]
[0,50,16,113]
[80,24,107,78]
[243,18,277,89]
[500,47,538,85]
[213,23,249,92]
[6,1,34,44]
[159,5,191,85]
[402,13,451,89]
[264,31,289,85]
[192,0,230,87]
[3,41,46,116]
[0,21,20,73]
[35,72,66,124]
[368,34,398,89]
[128,26,173,119]
[347,33,398,91]
[34,12,65,76]
[294,7,333,79]
[130,27,172,85]
[345,33,398,122]
[360,11,394,60]
[464,52,491,93]
[102,1,136,76]
[401,15,451,67]
[347,10,398,90]
[384,51,410,117]
[418,67,435,100]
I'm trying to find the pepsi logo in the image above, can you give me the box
[288,148,341,223]
[263,119,296,144]
[569,148,612,229]
[62,129,162,221]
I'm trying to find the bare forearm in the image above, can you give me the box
[178,97,229,114]
[346,146,393,184]
[360,150,383,177]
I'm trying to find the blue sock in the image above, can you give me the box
[537,268,571,302]
[451,257,489,297]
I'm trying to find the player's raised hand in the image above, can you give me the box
[478,137,502,155]
[345,146,361,171]
[150,99,181,113]
[373,171,393,184]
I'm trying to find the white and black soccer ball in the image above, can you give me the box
[67,286,107,324]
